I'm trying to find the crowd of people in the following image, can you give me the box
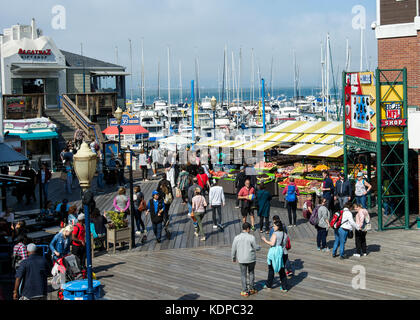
[1,135,375,299]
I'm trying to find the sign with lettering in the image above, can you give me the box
[381,102,406,127]
[109,112,140,126]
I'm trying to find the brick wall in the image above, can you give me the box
[378,34,420,107]
[66,69,91,94]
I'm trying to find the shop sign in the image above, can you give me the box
[381,102,406,127]
[4,123,14,129]
[18,48,52,60]
[29,123,48,129]
[360,74,372,84]
[109,113,140,126]
[6,98,25,113]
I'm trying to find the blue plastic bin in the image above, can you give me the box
[62,280,101,300]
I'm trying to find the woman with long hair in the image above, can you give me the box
[113,187,130,216]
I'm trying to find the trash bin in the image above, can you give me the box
[62,280,101,300]
[417,217,420,229]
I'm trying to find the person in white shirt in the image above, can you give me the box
[208,180,225,230]
[138,149,149,181]
[150,146,161,177]
[332,202,360,259]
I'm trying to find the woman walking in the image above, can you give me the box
[133,186,147,238]
[332,202,360,259]
[257,184,272,234]
[354,172,372,209]
[261,221,289,292]
[315,198,330,251]
[138,149,149,181]
[177,166,190,204]
[354,203,370,257]
[191,188,207,241]
[160,183,173,239]
[64,161,73,194]
[283,177,300,227]
[113,187,130,216]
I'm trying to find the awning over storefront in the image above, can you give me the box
[102,125,149,135]
[208,140,246,148]
[91,71,131,76]
[235,140,282,151]
[293,133,325,143]
[270,120,343,135]
[0,143,28,166]
[8,131,58,140]
[11,63,66,72]
[281,143,344,158]
[315,134,344,145]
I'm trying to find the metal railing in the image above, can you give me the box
[60,95,104,146]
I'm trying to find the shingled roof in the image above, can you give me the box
[60,50,125,70]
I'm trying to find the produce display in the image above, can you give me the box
[255,161,277,170]
[210,170,228,178]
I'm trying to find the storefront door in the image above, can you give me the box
[45,78,59,108]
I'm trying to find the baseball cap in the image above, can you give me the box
[27,243,37,252]
[152,190,159,196]
[77,213,85,220]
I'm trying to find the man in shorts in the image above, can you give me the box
[237,178,256,231]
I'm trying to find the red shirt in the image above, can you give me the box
[196,174,209,189]
[238,186,255,202]
[72,223,86,247]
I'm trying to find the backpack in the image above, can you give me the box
[330,210,344,229]
[309,206,320,226]
[285,185,297,202]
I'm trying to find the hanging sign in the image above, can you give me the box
[381,102,406,127]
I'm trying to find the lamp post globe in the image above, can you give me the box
[114,106,123,122]
[210,96,217,111]
[73,141,97,191]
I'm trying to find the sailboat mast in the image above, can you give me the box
[239,47,242,104]
[231,51,236,106]
[179,60,183,104]
[167,47,171,107]
[141,38,145,105]
[270,55,273,99]
[129,39,133,102]
[360,28,364,72]
[218,65,221,103]
[221,46,226,108]
[157,59,160,99]
[321,41,325,114]
[251,48,255,105]
[326,33,330,121]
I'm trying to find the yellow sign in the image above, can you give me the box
[379,84,405,142]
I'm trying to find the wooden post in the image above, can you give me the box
[76,94,79,107]
[96,95,99,115]
[86,95,90,116]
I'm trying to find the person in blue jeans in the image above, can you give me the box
[49,225,73,262]
[64,161,73,194]
[354,172,372,209]
[146,191,165,243]
[332,202,360,259]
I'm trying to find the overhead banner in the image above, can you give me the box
[344,72,377,142]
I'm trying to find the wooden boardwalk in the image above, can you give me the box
[92,229,420,300]
[7,172,420,300]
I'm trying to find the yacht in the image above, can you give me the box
[200,96,213,110]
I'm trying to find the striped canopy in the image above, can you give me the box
[281,143,344,158]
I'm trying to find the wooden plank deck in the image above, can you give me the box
[92,229,420,300]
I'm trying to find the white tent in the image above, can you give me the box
[159,135,194,147]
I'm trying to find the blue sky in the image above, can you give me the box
[1,0,377,91]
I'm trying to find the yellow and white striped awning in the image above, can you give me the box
[256,132,302,143]
[315,134,344,145]
[235,140,281,151]
[281,143,344,158]
[292,133,325,143]
[209,140,246,148]
[270,120,343,135]
[196,140,218,146]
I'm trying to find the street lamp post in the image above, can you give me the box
[73,141,98,300]
[114,107,123,155]
[211,96,217,140]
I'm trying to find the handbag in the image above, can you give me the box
[362,215,372,232]
[138,199,147,212]
[347,230,354,239]
[175,188,182,198]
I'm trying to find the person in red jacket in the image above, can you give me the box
[282,177,300,227]
[37,163,52,205]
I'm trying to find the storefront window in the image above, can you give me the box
[26,139,49,159]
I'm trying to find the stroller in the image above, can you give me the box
[51,254,87,300]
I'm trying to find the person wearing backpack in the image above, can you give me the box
[282,177,300,227]
[133,186,147,238]
[234,166,247,209]
[160,183,173,239]
[354,172,372,209]
[12,234,29,273]
[354,203,371,257]
[331,202,360,259]
[315,198,330,252]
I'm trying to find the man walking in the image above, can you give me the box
[334,172,352,210]
[13,243,49,300]
[146,190,165,243]
[209,179,225,230]
[21,164,37,205]
[234,166,247,209]
[231,222,258,297]
[37,163,51,205]
[150,146,161,177]
[238,178,256,231]
[187,177,202,216]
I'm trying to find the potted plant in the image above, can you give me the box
[105,211,131,253]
